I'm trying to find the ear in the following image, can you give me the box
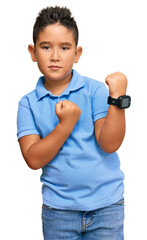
[28,44,37,62]
[74,46,83,63]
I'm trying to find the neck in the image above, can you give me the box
[44,73,72,96]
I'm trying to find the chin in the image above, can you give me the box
[44,72,72,82]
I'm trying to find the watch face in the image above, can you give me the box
[118,96,131,109]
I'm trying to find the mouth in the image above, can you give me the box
[48,66,62,70]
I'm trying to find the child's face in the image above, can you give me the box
[28,24,82,83]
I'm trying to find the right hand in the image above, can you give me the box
[55,100,81,131]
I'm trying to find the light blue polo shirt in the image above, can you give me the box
[17,69,124,211]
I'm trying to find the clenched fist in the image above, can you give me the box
[105,72,128,98]
[55,100,81,131]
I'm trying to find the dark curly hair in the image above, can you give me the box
[33,6,79,46]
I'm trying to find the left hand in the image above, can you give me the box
[105,72,128,98]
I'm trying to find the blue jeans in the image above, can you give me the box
[42,198,124,240]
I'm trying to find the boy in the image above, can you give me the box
[17,6,130,240]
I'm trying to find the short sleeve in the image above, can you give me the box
[17,96,40,140]
[91,81,109,122]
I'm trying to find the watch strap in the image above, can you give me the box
[107,96,118,106]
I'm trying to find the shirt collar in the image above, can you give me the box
[36,69,85,100]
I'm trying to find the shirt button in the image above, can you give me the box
[57,98,62,103]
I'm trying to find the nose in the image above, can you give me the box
[50,48,59,62]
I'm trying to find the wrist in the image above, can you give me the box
[109,92,126,99]
[58,122,73,135]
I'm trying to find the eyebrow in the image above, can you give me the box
[39,41,72,46]
[60,42,72,46]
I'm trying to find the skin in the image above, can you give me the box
[19,23,127,170]
[28,24,82,95]
[96,71,127,153]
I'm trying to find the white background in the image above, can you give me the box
[1,0,147,239]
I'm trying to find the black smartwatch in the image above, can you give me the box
[108,95,131,109]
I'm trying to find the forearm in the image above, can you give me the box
[19,100,81,170]
[26,123,72,169]
[98,106,126,153]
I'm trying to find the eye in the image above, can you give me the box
[61,46,69,51]
[42,46,51,50]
